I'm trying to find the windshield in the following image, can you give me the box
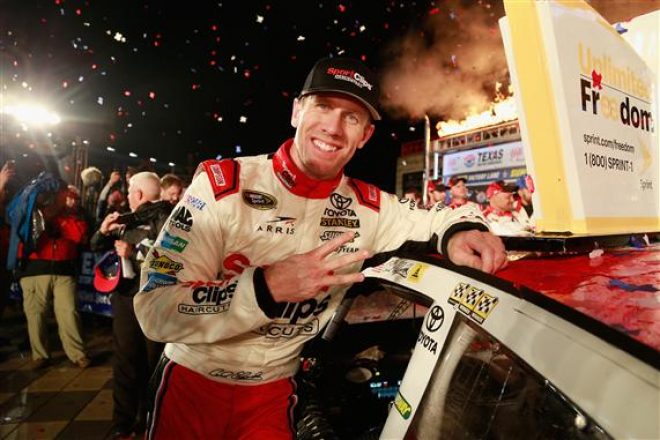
[405,316,612,440]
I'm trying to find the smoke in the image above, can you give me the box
[379,0,508,121]
[378,0,658,121]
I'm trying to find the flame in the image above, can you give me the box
[436,84,517,136]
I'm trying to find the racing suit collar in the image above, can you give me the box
[272,139,343,199]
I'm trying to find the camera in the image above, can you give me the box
[115,208,155,228]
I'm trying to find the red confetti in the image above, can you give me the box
[91,63,97,69]
[209,59,216,66]
[149,92,156,99]
[153,40,160,47]
[243,69,251,79]
[109,133,116,142]
[54,0,61,4]
[211,24,218,31]
[192,84,200,90]
[210,50,217,56]
[124,90,131,96]
[429,7,440,15]
[360,54,366,61]
[75,8,82,15]
[40,17,47,24]
[338,4,346,12]
[384,22,389,29]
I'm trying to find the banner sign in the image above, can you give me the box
[455,167,528,186]
[442,141,526,177]
[501,0,659,233]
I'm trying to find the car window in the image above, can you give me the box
[406,316,612,440]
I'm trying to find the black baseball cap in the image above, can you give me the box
[300,57,381,120]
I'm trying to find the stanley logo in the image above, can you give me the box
[320,218,360,228]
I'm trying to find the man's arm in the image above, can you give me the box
[373,193,506,273]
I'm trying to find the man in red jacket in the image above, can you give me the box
[18,186,90,369]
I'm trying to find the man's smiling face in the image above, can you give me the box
[290,93,374,180]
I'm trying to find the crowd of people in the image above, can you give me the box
[0,161,188,438]
[404,174,535,236]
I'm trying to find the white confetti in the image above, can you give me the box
[297,35,305,41]
[256,15,264,23]
[239,116,247,123]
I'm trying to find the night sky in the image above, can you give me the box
[1,0,655,191]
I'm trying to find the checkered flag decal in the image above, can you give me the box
[462,287,483,311]
[448,282,500,324]
[474,293,499,318]
[449,282,470,304]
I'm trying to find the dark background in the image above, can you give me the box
[1,0,655,191]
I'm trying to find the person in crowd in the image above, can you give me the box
[133,56,507,439]
[125,167,137,188]
[96,170,124,224]
[16,184,90,369]
[426,180,447,208]
[0,161,17,322]
[160,173,184,206]
[80,166,104,225]
[447,176,475,209]
[402,186,422,206]
[91,172,173,439]
[515,174,534,218]
[483,180,533,236]
[106,188,128,215]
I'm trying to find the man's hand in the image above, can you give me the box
[109,171,121,185]
[114,240,133,258]
[446,230,507,274]
[264,232,370,303]
[0,162,16,191]
[100,212,122,235]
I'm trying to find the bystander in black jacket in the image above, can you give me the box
[90,200,172,437]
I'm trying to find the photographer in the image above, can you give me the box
[90,172,172,439]
[14,182,90,369]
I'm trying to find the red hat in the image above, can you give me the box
[486,181,516,199]
[93,251,121,293]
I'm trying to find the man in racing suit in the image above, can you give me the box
[134,57,507,439]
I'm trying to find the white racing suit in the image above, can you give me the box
[134,139,489,385]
